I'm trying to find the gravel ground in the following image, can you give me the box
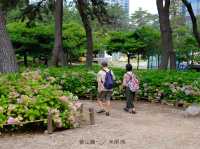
[1,100,200,149]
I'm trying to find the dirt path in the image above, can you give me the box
[1,100,200,149]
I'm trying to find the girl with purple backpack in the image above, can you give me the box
[122,64,139,114]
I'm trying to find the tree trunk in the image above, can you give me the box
[33,57,36,63]
[66,49,69,65]
[127,53,131,64]
[192,51,194,65]
[150,56,153,68]
[157,55,160,68]
[147,56,150,69]
[44,56,48,66]
[0,9,18,73]
[77,0,93,68]
[169,51,176,69]
[85,26,93,68]
[178,60,180,69]
[156,0,176,69]
[51,0,66,66]
[182,0,200,47]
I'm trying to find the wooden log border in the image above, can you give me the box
[2,104,84,134]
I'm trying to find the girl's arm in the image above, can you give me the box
[122,74,127,87]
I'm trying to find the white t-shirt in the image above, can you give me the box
[97,67,115,92]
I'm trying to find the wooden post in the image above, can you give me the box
[79,104,84,125]
[80,104,83,114]
[90,92,93,100]
[47,109,53,134]
[89,108,95,125]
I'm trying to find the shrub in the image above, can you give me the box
[0,65,199,129]
[40,66,200,104]
[0,70,81,128]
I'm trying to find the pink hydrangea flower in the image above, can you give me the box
[59,96,69,104]
[7,117,16,124]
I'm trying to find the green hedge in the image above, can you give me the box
[40,65,200,104]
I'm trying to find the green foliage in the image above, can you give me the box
[173,26,200,63]
[7,22,53,57]
[104,4,129,31]
[93,31,110,54]
[133,26,161,57]
[106,28,159,56]
[0,0,28,11]
[7,21,86,61]
[31,65,200,104]
[43,67,97,97]
[130,8,159,29]
[106,31,145,55]
[63,21,86,57]
[136,70,200,103]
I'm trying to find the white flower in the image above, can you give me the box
[47,77,56,83]
[60,80,65,84]
[181,87,186,92]
[169,84,175,88]
[176,87,181,91]
[68,93,74,100]
[143,83,148,87]
[171,89,177,93]
[164,83,169,86]
[185,89,191,96]
[72,96,79,101]
[17,98,23,104]
[8,104,16,112]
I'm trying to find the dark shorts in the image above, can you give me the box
[97,91,112,101]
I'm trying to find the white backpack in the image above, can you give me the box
[127,73,139,92]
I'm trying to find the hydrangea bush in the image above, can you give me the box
[136,70,200,104]
[0,70,81,128]
[41,66,200,105]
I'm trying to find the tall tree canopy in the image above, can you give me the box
[131,8,159,29]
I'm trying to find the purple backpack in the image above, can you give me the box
[104,70,114,89]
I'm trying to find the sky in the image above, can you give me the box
[31,0,158,15]
[129,0,158,15]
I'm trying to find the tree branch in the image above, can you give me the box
[156,0,164,10]
[182,0,200,47]
[164,0,170,10]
